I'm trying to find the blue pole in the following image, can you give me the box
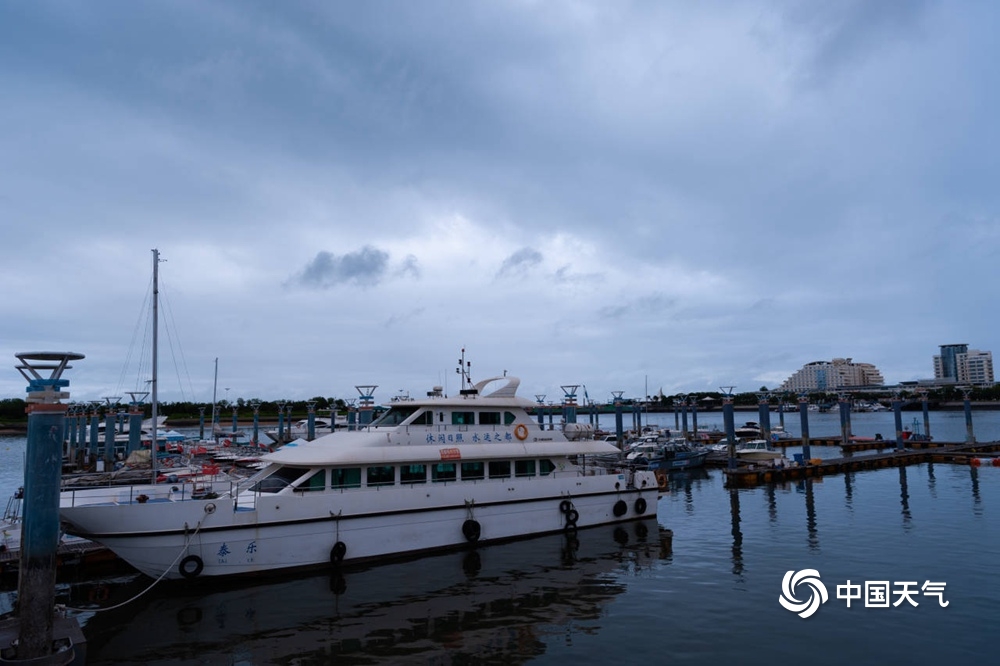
[798,394,811,462]
[614,399,624,448]
[307,402,316,440]
[964,392,975,443]
[893,396,904,450]
[231,406,239,436]
[13,350,84,661]
[277,405,285,441]
[19,402,66,657]
[723,395,736,470]
[691,399,699,439]
[88,406,100,461]
[757,395,770,443]
[839,395,851,446]
[921,394,931,440]
[104,408,116,470]
[128,404,142,455]
[681,400,689,441]
[537,404,545,428]
[252,405,260,445]
[198,406,206,440]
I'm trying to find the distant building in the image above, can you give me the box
[933,344,968,382]
[779,358,885,392]
[933,345,994,386]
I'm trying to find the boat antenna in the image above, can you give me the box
[456,348,479,396]
[456,348,472,391]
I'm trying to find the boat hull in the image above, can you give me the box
[61,470,660,580]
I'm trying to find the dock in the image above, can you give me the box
[723,441,1000,488]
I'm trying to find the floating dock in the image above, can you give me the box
[723,442,1000,488]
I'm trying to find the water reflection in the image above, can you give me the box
[899,466,912,528]
[927,460,936,500]
[71,522,667,665]
[664,467,710,514]
[970,466,982,516]
[844,472,854,512]
[765,484,777,523]
[802,479,819,553]
[728,489,743,577]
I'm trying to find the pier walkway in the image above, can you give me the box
[722,441,1000,488]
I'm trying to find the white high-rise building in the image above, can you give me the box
[933,345,994,386]
[779,358,885,392]
[957,349,994,386]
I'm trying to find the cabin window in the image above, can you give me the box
[296,470,327,492]
[515,460,537,478]
[488,460,511,479]
[367,466,395,486]
[412,410,433,425]
[331,467,362,489]
[252,466,304,493]
[401,464,427,484]
[504,411,517,425]
[432,462,457,483]
[451,411,474,425]
[540,459,556,476]
[478,412,501,425]
[373,406,418,427]
[461,461,485,481]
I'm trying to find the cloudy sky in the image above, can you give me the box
[1,1,996,407]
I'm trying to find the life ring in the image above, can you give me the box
[635,497,647,515]
[330,541,347,564]
[179,554,204,579]
[462,519,482,542]
[655,470,668,491]
[514,424,529,441]
[613,500,628,517]
[559,499,573,514]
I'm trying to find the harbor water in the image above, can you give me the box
[1,409,998,664]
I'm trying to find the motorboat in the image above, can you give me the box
[734,422,761,439]
[59,363,659,581]
[264,416,340,444]
[734,439,784,462]
[644,440,709,472]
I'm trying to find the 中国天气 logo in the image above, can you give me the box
[779,569,829,618]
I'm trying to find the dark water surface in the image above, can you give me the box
[1,410,998,664]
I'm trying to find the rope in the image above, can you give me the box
[64,518,205,613]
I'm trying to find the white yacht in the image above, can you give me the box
[59,369,659,581]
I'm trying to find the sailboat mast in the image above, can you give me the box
[151,248,159,484]
[211,357,218,428]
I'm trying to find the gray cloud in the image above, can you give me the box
[496,248,543,278]
[293,246,390,288]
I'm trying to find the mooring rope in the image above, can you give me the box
[62,518,205,613]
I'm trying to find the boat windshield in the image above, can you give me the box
[248,466,308,494]
[371,405,420,427]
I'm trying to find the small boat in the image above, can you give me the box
[644,440,709,471]
[734,439,784,462]
[734,422,761,439]
[264,417,339,444]
[59,356,660,581]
